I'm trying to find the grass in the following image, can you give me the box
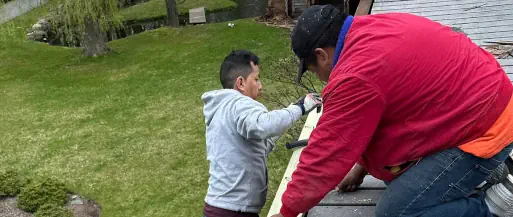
[120,0,238,22]
[0,3,298,217]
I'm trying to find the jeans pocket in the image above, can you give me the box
[441,165,486,202]
[434,148,463,166]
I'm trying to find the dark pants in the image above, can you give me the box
[203,203,259,217]
[376,144,513,217]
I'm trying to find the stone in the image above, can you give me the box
[27,30,47,41]
[70,198,83,205]
[31,23,43,31]
[37,19,51,32]
[26,19,53,42]
[67,198,101,217]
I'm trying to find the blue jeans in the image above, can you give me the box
[376,144,513,217]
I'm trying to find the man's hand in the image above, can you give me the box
[271,214,284,217]
[294,93,322,115]
[335,164,367,192]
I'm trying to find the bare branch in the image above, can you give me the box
[262,55,325,139]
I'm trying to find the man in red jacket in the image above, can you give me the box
[271,4,513,217]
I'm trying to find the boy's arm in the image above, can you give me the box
[234,98,303,140]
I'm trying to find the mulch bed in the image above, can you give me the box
[255,14,297,30]
[0,194,101,217]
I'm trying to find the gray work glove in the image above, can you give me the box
[294,93,322,115]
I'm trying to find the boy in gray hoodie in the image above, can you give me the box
[201,50,321,217]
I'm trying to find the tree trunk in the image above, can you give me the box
[269,0,287,17]
[82,18,110,57]
[165,0,179,27]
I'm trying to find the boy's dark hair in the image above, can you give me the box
[219,50,260,89]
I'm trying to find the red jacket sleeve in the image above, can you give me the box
[280,75,386,217]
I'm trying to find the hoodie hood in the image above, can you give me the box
[201,89,243,125]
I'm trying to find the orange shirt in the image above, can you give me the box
[459,95,513,158]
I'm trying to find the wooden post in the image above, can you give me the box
[354,0,374,16]
[285,0,289,16]
[165,0,179,27]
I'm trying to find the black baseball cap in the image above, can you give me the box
[291,4,341,83]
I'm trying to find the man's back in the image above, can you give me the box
[330,13,513,180]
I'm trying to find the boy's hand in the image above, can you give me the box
[294,93,322,115]
[271,214,284,217]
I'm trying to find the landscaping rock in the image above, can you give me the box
[66,195,101,217]
[27,31,48,41]
[26,19,52,42]
[37,19,51,32]
[31,23,43,31]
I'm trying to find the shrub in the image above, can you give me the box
[34,203,74,217]
[0,170,23,197]
[17,177,68,213]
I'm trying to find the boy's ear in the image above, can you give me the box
[235,76,245,90]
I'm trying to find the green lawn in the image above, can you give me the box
[120,0,237,22]
[0,4,297,217]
